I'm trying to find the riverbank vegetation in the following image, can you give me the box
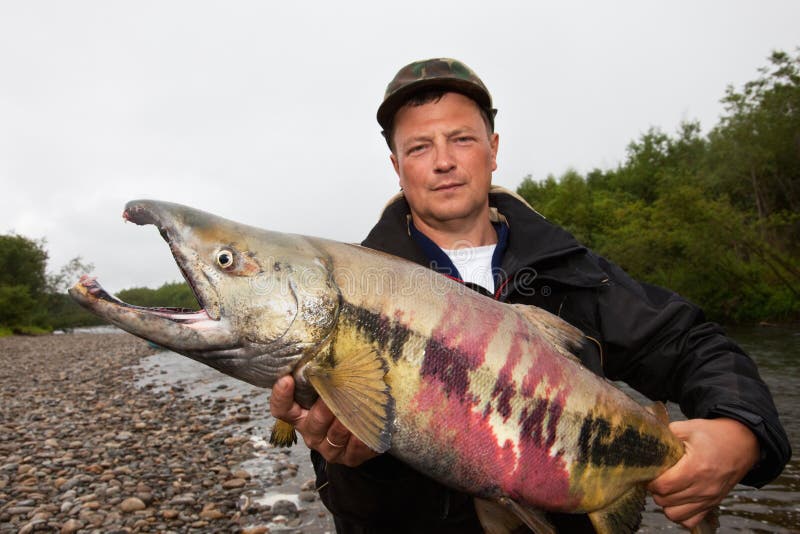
[517,50,799,323]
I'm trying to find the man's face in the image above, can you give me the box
[390,92,499,231]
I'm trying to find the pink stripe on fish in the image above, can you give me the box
[421,293,505,401]
[412,375,577,510]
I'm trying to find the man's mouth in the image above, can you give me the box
[432,182,464,192]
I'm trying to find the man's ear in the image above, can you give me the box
[390,153,400,176]
[490,133,499,172]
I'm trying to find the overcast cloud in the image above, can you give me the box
[2,1,798,292]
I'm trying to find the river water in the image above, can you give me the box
[123,323,798,532]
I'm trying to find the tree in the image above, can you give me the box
[0,234,48,296]
[707,50,800,242]
[47,256,94,294]
[0,234,49,328]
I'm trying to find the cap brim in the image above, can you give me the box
[377,78,493,131]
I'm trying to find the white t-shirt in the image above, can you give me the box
[442,244,496,293]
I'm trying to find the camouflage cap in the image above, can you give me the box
[377,58,497,131]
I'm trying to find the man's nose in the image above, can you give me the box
[433,143,456,173]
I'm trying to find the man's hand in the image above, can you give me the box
[269,375,379,467]
[647,417,760,529]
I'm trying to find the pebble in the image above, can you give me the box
[60,519,83,533]
[199,507,225,520]
[119,497,146,512]
[6,506,35,515]
[299,490,317,502]
[18,519,47,534]
[169,494,196,505]
[232,469,252,479]
[222,477,247,489]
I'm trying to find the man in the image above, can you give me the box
[271,58,790,532]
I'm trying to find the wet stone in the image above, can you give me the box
[299,490,317,502]
[271,499,298,517]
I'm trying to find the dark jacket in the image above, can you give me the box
[313,189,791,533]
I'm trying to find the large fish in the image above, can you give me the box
[70,200,715,534]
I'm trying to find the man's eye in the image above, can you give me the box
[408,145,426,154]
[455,136,474,143]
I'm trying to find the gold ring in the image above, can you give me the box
[325,436,344,448]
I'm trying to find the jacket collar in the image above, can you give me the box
[361,186,608,289]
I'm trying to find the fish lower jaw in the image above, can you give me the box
[69,275,241,351]
[72,275,217,325]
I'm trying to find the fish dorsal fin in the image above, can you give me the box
[588,484,646,534]
[511,304,585,364]
[305,348,394,453]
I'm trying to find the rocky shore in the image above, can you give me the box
[0,332,334,533]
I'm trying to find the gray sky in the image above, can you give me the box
[2,1,798,293]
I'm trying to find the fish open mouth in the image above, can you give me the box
[69,271,234,352]
[75,275,212,324]
[68,199,237,351]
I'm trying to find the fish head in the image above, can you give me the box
[69,199,341,388]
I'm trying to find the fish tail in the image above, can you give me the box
[587,483,646,534]
[690,506,720,534]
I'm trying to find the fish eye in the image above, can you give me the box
[216,249,234,269]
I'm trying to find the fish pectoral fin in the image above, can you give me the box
[588,483,646,534]
[474,497,554,534]
[305,348,394,453]
[511,304,585,364]
[269,419,298,447]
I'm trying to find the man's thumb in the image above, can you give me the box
[668,419,694,441]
